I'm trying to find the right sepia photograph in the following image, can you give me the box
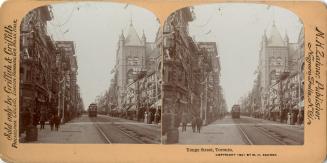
[161,3,304,145]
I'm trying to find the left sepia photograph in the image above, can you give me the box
[19,2,161,144]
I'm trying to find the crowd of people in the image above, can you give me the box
[37,112,62,131]
[181,112,203,133]
[21,109,62,132]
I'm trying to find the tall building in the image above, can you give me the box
[160,7,195,144]
[55,41,78,122]
[197,42,225,123]
[19,6,56,141]
[258,22,299,112]
[113,21,159,110]
[19,7,82,141]
[159,7,227,143]
[256,22,304,124]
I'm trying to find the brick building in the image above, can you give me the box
[19,6,82,141]
[244,22,304,124]
[160,7,226,143]
[112,21,160,112]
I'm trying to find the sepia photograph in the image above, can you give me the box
[0,0,326,162]
[19,2,161,144]
[1,0,326,162]
[161,4,304,145]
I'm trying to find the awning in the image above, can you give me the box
[122,105,131,112]
[37,98,46,103]
[127,105,137,112]
[151,99,162,108]
[271,106,280,112]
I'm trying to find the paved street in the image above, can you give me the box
[28,115,160,144]
[178,115,304,145]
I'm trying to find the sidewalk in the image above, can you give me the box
[21,115,104,144]
[178,118,246,144]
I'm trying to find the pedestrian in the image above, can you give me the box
[196,116,202,133]
[54,114,60,131]
[191,116,196,133]
[181,112,187,132]
[148,112,152,124]
[49,114,54,131]
[154,112,160,124]
[33,111,40,127]
[144,112,148,124]
[39,112,46,129]
[300,111,304,124]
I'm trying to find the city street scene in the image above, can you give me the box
[19,2,161,144]
[161,4,304,144]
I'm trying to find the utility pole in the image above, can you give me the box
[279,72,288,123]
[61,74,66,123]
[204,74,208,125]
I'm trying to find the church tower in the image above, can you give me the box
[258,21,290,112]
[141,30,146,45]
[119,30,125,46]
[115,20,147,109]
[265,21,288,86]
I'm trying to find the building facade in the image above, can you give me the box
[55,41,80,122]
[123,70,161,123]
[19,6,56,141]
[160,7,226,143]
[19,7,82,141]
[245,22,304,124]
[197,42,225,124]
[113,21,160,111]
[96,21,161,122]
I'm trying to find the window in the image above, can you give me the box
[269,70,276,85]
[133,67,141,74]
[133,57,139,65]
[168,70,175,82]
[270,57,275,66]
[178,71,183,82]
[164,24,171,33]
[276,57,282,65]
[149,57,155,62]
[127,57,133,65]
[127,69,134,84]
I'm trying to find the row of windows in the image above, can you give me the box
[269,57,283,66]
[127,56,141,65]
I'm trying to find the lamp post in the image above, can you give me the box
[279,71,289,123]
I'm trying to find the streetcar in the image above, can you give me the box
[88,103,98,117]
[231,104,241,119]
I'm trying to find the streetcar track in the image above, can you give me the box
[240,116,304,133]
[254,125,287,145]
[238,117,302,144]
[91,118,112,144]
[237,125,254,145]
[257,125,303,144]
[235,118,289,145]
[114,125,145,144]
[254,125,302,145]
[91,117,146,144]
[94,122,112,144]
[238,123,287,145]
[104,117,146,144]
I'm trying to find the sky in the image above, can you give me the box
[45,2,303,111]
[47,2,160,108]
[188,3,303,110]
